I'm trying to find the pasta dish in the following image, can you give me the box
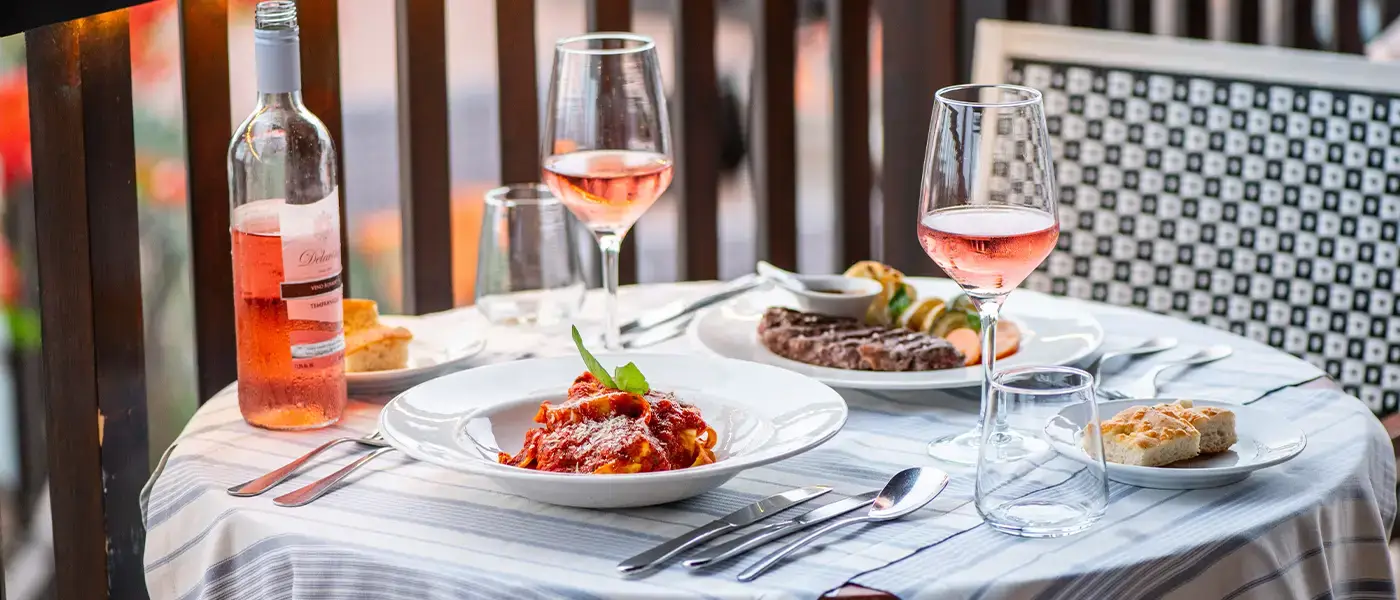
[497,372,719,474]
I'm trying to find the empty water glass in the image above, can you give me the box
[475,184,586,326]
[976,366,1109,538]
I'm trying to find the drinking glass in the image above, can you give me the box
[976,366,1108,538]
[542,33,673,351]
[474,184,586,326]
[919,84,1060,464]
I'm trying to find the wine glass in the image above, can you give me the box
[919,84,1060,465]
[541,33,673,351]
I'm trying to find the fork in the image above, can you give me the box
[227,430,387,497]
[1099,345,1234,400]
[273,445,398,507]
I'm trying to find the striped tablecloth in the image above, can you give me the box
[141,282,1396,600]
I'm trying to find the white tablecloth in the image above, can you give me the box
[142,282,1396,599]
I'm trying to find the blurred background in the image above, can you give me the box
[0,0,1398,597]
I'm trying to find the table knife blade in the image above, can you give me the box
[618,275,765,336]
[682,490,879,569]
[615,484,830,575]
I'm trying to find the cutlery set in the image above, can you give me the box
[227,429,398,507]
[1090,338,1235,400]
[618,467,950,581]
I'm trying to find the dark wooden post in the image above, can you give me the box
[497,0,541,185]
[830,0,873,267]
[179,0,238,402]
[673,0,721,280]
[877,0,958,275]
[752,0,799,271]
[27,11,149,599]
[396,0,455,314]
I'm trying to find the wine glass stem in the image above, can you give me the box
[598,233,623,351]
[977,298,1004,440]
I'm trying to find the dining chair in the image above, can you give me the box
[974,21,1400,416]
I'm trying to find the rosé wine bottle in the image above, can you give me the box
[228,1,346,430]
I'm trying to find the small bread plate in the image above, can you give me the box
[692,277,1104,391]
[346,315,487,396]
[1045,398,1306,489]
[378,353,848,508]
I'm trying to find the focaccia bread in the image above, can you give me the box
[345,325,413,373]
[1092,407,1201,467]
[1152,400,1237,454]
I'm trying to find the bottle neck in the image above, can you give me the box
[256,91,305,110]
[255,33,301,95]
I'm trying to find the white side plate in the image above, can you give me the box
[378,353,848,508]
[1046,398,1306,489]
[346,315,487,395]
[691,277,1104,391]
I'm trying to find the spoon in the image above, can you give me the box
[1101,344,1235,400]
[1087,337,1178,377]
[756,261,809,292]
[736,467,950,581]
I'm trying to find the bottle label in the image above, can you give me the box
[279,189,344,366]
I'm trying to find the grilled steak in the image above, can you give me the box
[757,307,965,371]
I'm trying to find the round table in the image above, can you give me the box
[141,282,1397,600]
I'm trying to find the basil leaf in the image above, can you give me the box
[612,362,651,395]
[888,285,912,320]
[966,311,981,333]
[571,326,617,388]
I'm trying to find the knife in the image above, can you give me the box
[681,490,879,569]
[617,275,767,336]
[615,485,831,575]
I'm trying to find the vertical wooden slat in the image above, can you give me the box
[496,0,540,185]
[1291,0,1320,49]
[297,0,351,292]
[585,0,638,284]
[877,0,957,274]
[1185,0,1210,38]
[1130,0,1154,32]
[752,0,798,270]
[179,0,237,403]
[673,0,720,280]
[28,11,149,599]
[1070,0,1110,28]
[959,0,1012,81]
[587,0,631,31]
[1336,0,1364,53]
[396,0,454,314]
[1233,0,1261,42]
[830,0,871,267]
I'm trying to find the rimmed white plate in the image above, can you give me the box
[1045,398,1307,489]
[346,315,487,395]
[378,353,848,508]
[691,277,1104,390]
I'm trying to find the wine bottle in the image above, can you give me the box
[227,0,347,430]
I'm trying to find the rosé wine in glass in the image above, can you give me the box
[918,206,1059,297]
[542,149,673,233]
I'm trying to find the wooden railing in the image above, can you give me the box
[6,0,1395,597]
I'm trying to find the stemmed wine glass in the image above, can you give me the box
[542,33,673,351]
[919,84,1060,465]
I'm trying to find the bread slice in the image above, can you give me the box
[345,325,413,372]
[1153,400,1237,454]
[1092,407,1201,467]
[343,299,381,333]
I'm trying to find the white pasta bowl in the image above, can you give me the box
[378,353,848,508]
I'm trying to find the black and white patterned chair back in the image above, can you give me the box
[976,22,1400,414]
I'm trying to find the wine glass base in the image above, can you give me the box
[926,428,1049,465]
